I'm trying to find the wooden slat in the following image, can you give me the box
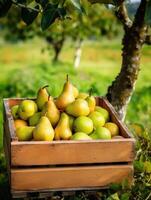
[11,164,133,191]
[11,139,135,166]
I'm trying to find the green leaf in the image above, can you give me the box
[70,0,85,13]
[58,7,67,20]
[145,0,151,25]
[107,193,120,200]
[121,193,130,200]
[35,0,49,9]
[41,3,59,31]
[21,5,39,25]
[0,0,12,17]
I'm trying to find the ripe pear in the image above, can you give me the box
[29,112,41,126]
[55,113,72,140]
[88,111,105,128]
[93,126,111,139]
[14,119,28,129]
[89,132,98,139]
[71,132,92,140]
[55,75,75,110]
[104,122,119,137]
[85,89,96,112]
[73,116,93,134]
[95,106,109,122]
[72,85,79,98]
[77,93,88,99]
[16,126,35,141]
[33,116,54,141]
[11,105,19,119]
[36,85,49,110]
[66,99,90,117]
[42,96,60,127]
[18,100,38,120]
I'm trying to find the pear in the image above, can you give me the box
[36,85,49,110]
[85,89,96,112]
[88,111,105,128]
[41,96,60,127]
[93,126,111,139]
[14,119,28,129]
[11,105,19,119]
[69,115,74,130]
[33,116,54,141]
[104,122,119,137]
[55,75,75,110]
[95,106,109,122]
[55,113,72,140]
[72,85,79,98]
[18,100,38,120]
[29,112,41,126]
[77,93,88,99]
[73,116,93,134]
[71,132,92,140]
[65,99,90,117]
[16,126,35,141]
[90,132,98,139]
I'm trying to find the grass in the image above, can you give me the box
[0,37,151,148]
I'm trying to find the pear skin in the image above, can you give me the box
[29,112,41,126]
[16,126,35,141]
[33,116,54,141]
[72,85,79,98]
[11,105,19,119]
[14,119,28,129]
[86,95,96,113]
[36,85,49,110]
[55,113,72,140]
[42,96,60,127]
[55,75,75,110]
[65,99,90,117]
[77,93,88,99]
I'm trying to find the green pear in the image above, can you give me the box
[65,99,90,117]
[95,106,109,122]
[89,132,98,139]
[55,75,75,110]
[88,111,105,128]
[33,116,54,141]
[11,105,19,119]
[69,115,74,130]
[77,93,88,99]
[55,113,72,140]
[18,100,38,120]
[71,132,92,140]
[29,112,41,126]
[36,85,49,110]
[93,126,111,139]
[73,116,93,134]
[85,89,96,113]
[16,126,35,141]
[42,96,60,127]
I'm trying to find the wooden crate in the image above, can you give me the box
[3,97,135,198]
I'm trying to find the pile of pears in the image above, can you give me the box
[11,75,122,141]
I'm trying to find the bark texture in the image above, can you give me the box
[106,0,147,121]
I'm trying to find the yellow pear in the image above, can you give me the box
[33,116,54,141]
[72,85,79,98]
[55,75,75,110]
[55,113,72,140]
[36,85,49,110]
[77,92,88,99]
[16,126,35,141]
[14,119,28,129]
[85,89,96,112]
[42,96,60,127]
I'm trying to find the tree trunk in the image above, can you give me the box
[74,39,83,69]
[106,0,147,121]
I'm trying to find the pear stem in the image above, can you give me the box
[66,74,69,82]
[89,88,93,97]
[42,85,49,89]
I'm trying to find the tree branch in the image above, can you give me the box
[115,2,132,30]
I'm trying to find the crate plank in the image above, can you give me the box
[11,164,133,191]
[11,139,135,166]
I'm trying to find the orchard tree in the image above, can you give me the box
[0,0,151,120]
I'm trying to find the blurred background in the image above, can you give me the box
[0,1,151,198]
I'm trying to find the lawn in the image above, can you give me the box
[0,38,151,148]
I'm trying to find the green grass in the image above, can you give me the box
[0,38,151,149]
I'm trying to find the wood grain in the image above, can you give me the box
[11,164,133,191]
[11,139,135,166]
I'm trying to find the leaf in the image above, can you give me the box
[88,0,114,4]
[70,0,85,13]
[21,5,39,25]
[145,0,151,25]
[0,0,12,17]
[144,161,151,173]
[35,0,49,9]
[107,193,120,200]
[41,3,59,30]
[121,193,130,200]
[58,7,67,20]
